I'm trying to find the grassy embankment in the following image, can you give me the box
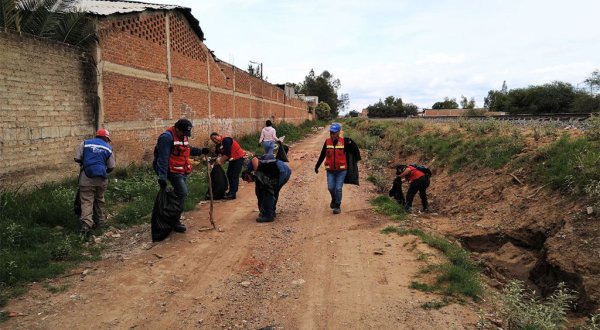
[0,119,321,315]
[342,115,600,306]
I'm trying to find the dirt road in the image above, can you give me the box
[3,129,479,329]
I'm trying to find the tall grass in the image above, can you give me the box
[499,280,576,330]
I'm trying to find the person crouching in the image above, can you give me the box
[242,155,291,222]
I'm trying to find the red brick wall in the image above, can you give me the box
[96,10,309,165]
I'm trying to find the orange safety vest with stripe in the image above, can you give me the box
[218,137,245,160]
[167,127,192,175]
[324,137,347,171]
[406,165,425,183]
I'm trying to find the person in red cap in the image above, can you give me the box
[74,128,116,236]
[153,119,209,233]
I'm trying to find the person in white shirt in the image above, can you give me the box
[259,120,278,155]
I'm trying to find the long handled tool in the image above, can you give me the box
[205,155,217,230]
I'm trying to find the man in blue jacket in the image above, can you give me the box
[153,119,208,233]
[74,128,116,236]
[242,155,291,222]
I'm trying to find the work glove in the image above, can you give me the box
[314,167,319,174]
[201,147,210,155]
[158,179,167,190]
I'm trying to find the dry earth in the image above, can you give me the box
[2,129,481,329]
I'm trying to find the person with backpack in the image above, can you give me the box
[153,119,209,233]
[259,119,279,155]
[397,164,431,213]
[74,128,116,236]
[314,123,361,214]
[242,155,292,222]
[210,132,246,200]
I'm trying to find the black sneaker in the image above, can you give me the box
[174,222,187,233]
[256,216,274,223]
[224,193,237,200]
[333,208,341,214]
[80,223,91,239]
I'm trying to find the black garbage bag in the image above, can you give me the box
[206,164,228,200]
[73,188,82,216]
[344,152,360,185]
[151,187,183,242]
[275,141,289,162]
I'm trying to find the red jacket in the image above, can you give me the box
[167,127,192,174]
[406,165,425,183]
[324,137,347,171]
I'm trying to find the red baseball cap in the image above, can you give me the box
[96,128,112,141]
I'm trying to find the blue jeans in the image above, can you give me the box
[167,173,187,208]
[326,170,347,208]
[262,141,275,155]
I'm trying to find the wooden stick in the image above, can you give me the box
[509,173,523,185]
[205,155,216,229]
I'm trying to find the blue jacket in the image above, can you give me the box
[82,138,113,178]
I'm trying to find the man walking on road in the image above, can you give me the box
[315,123,360,214]
[153,119,209,233]
[74,128,116,236]
[210,132,246,200]
[242,155,292,222]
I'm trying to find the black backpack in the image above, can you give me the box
[410,163,432,177]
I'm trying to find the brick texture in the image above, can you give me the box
[1,9,311,187]
[0,31,96,188]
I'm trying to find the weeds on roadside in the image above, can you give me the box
[370,196,406,221]
[580,314,600,330]
[382,226,482,299]
[499,280,576,330]
[587,113,600,141]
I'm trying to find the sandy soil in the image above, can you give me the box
[2,129,480,329]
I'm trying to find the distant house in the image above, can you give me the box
[298,95,319,108]
[360,108,368,117]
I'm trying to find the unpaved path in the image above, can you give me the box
[3,129,480,329]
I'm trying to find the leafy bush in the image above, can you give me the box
[587,113,600,141]
[499,280,576,330]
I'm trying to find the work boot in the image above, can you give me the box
[174,222,187,233]
[330,200,335,209]
[256,216,274,223]
[224,193,237,200]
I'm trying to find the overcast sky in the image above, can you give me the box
[144,0,599,112]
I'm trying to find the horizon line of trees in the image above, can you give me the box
[365,96,418,118]
[484,71,600,114]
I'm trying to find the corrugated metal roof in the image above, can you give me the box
[77,0,182,16]
[77,0,204,40]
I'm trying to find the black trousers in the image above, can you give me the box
[405,176,430,211]
[227,158,244,194]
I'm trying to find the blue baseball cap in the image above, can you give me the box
[330,123,341,133]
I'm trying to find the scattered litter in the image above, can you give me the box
[291,279,305,287]
[373,249,384,255]
[240,281,251,288]
[587,207,594,215]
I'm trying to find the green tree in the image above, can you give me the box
[314,101,332,120]
[247,63,262,79]
[403,103,419,116]
[297,69,346,117]
[484,81,509,111]
[460,95,476,109]
[431,97,459,109]
[348,110,359,117]
[584,69,600,94]
[1,0,96,47]
[366,96,404,118]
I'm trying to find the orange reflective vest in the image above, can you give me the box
[324,137,347,171]
[167,127,192,175]
[218,137,245,160]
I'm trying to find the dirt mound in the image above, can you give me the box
[417,166,600,313]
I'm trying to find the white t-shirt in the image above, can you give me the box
[259,126,278,143]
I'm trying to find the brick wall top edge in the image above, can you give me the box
[0,30,91,54]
